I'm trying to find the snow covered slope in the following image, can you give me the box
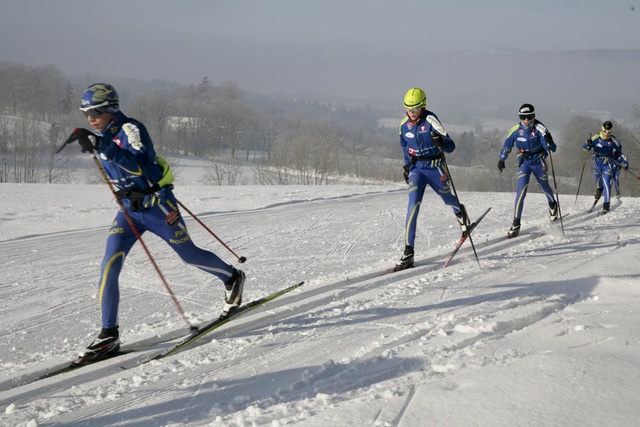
[1,183,639,427]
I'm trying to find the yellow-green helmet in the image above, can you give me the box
[403,88,427,109]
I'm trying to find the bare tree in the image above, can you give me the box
[201,151,244,185]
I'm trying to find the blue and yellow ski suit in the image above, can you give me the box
[399,110,462,248]
[93,112,234,329]
[582,131,626,204]
[499,119,557,220]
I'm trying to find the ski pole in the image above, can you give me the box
[574,136,590,209]
[546,150,565,237]
[58,133,195,331]
[441,153,481,268]
[174,199,247,263]
[624,168,640,180]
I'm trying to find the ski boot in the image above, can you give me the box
[507,217,521,238]
[548,200,559,221]
[222,268,245,317]
[77,326,120,364]
[602,202,610,215]
[394,245,414,271]
[456,204,471,236]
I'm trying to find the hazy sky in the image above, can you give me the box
[1,0,639,111]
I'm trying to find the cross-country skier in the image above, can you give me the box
[395,87,470,271]
[65,83,245,361]
[583,120,628,211]
[498,104,558,238]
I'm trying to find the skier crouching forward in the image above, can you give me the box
[498,103,558,238]
[67,83,245,361]
[395,87,470,271]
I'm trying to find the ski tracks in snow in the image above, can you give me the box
[2,192,638,426]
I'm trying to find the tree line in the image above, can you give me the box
[1,61,639,199]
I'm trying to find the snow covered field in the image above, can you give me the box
[1,176,640,426]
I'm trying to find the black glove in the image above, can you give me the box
[430,131,445,148]
[585,139,592,149]
[116,190,146,211]
[543,133,556,152]
[498,159,505,172]
[66,128,99,153]
[402,163,411,183]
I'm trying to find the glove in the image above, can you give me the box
[402,162,412,184]
[498,159,505,172]
[585,139,592,149]
[544,133,556,152]
[67,128,99,153]
[116,190,146,212]
[430,131,445,148]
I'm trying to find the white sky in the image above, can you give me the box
[1,0,638,87]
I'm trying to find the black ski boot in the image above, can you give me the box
[222,268,245,317]
[602,202,610,214]
[394,245,414,271]
[456,204,471,236]
[548,200,559,221]
[507,217,521,238]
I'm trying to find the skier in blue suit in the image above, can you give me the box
[66,83,245,361]
[395,88,470,271]
[498,104,558,238]
[582,121,627,211]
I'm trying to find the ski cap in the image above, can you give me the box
[602,121,613,131]
[403,88,427,110]
[518,103,535,120]
[80,83,120,115]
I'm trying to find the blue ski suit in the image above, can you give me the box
[92,112,234,329]
[499,119,557,220]
[399,110,462,248]
[611,153,629,195]
[582,132,626,203]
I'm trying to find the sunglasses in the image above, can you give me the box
[519,115,534,121]
[79,100,110,118]
[406,107,422,114]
